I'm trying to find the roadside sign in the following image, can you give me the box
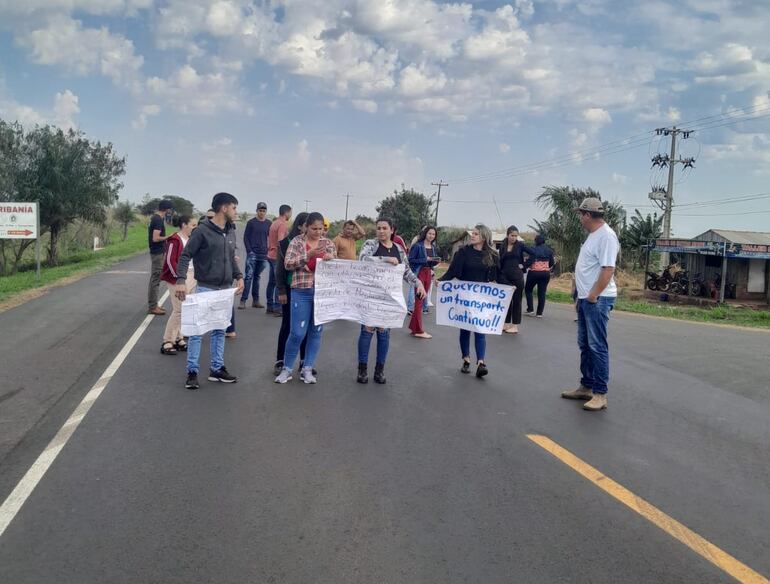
[0,203,38,239]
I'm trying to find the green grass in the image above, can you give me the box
[0,222,148,303]
[546,290,770,329]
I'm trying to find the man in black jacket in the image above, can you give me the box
[176,193,244,389]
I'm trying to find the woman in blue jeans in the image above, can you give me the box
[438,224,500,378]
[274,212,336,384]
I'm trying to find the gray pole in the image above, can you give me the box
[35,205,41,282]
[344,193,350,221]
[431,181,448,226]
[661,128,677,267]
[719,243,727,303]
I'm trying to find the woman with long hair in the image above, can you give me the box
[524,234,556,317]
[273,212,309,376]
[439,224,499,378]
[275,212,336,384]
[498,225,534,334]
[160,215,198,355]
[408,225,440,339]
[357,218,426,384]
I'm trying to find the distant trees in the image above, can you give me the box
[114,200,136,241]
[0,119,126,269]
[376,187,434,243]
[138,194,195,217]
[622,210,663,267]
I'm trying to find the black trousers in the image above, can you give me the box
[504,269,525,325]
[525,271,551,316]
[276,287,306,363]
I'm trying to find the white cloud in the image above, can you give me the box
[611,172,628,184]
[351,99,378,113]
[582,107,612,126]
[205,1,241,36]
[132,104,161,129]
[0,87,80,129]
[297,139,311,164]
[53,89,80,130]
[145,64,244,115]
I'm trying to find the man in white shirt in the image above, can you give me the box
[561,197,620,411]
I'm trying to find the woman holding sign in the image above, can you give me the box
[357,218,426,384]
[408,225,441,339]
[439,224,499,378]
[274,212,337,385]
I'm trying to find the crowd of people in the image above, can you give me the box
[146,193,619,412]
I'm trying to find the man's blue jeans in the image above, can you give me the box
[283,288,323,371]
[241,253,267,302]
[187,285,227,374]
[576,297,615,394]
[358,326,390,365]
[266,259,280,312]
[459,330,486,361]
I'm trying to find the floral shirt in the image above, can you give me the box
[284,235,337,289]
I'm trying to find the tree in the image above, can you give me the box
[21,125,126,264]
[375,187,434,243]
[622,210,663,267]
[114,200,136,241]
[138,194,195,217]
[0,120,30,274]
[529,185,625,272]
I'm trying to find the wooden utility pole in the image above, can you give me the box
[343,193,352,220]
[431,180,448,225]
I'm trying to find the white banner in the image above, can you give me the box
[314,260,407,328]
[0,202,38,239]
[436,279,514,335]
[181,288,235,336]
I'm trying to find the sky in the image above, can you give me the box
[1,0,769,238]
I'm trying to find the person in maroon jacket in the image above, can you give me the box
[160,215,198,355]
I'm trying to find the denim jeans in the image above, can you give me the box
[357,326,390,365]
[241,253,267,302]
[266,259,280,312]
[283,288,323,371]
[576,297,615,394]
[459,329,486,361]
[406,269,429,313]
[187,285,228,374]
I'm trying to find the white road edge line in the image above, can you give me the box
[0,290,170,539]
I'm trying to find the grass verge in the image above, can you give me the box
[0,222,148,304]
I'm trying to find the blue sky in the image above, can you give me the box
[1,0,769,237]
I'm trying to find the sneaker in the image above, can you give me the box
[357,363,369,384]
[583,394,608,411]
[525,310,535,317]
[561,385,593,400]
[461,360,471,374]
[274,368,293,384]
[373,363,386,384]
[253,301,265,308]
[273,360,284,377]
[300,361,318,377]
[238,300,246,310]
[536,314,544,319]
[208,367,237,383]
[475,362,488,378]
[185,372,199,390]
[300,367,317,384]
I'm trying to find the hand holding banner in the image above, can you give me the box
[436,279,514,335]
[314,260,407,328]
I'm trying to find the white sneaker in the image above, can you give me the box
[274,368,293,384]
[300,367,317,384]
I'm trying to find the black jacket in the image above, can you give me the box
[176,219,243,289]
[439,245,498,283]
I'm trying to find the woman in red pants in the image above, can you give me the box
[408,226,441,339]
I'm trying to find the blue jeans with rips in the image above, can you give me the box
[283,288,323,371]
[459,329,486,361]
[357,326,390,365]
[241,252,267,302]
[187,285,227,374]
[576,297,615,394]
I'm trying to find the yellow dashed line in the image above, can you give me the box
[527,434,769,584]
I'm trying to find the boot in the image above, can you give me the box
[583,393,608,411]
[357,363,369,384]
[374,363,386,384]
[561,385,593,400]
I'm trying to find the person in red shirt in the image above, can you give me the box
[160,215,197,355]
[266,204,292,315]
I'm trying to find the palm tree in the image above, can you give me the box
[529,185,624,271]
[622,210,663,267]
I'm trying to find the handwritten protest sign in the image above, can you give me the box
[436,279,514,335]
[314,260,407,328]
[181,288,235,336]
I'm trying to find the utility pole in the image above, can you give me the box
[649,126,696,266]
[431,180,448,226]
[304,200,311,212]
[343,193,352,220]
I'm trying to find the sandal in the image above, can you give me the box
[160,342,178,355]
[175,339,188,352]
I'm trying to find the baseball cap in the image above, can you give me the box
[158,199,174,211]
[575,197,605,214]
[257,202,268,210]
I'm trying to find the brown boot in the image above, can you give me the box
[583,394,608,411]
[561,385,593,400]
[148,307,166,316]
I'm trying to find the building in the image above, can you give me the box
[650,229,770,304]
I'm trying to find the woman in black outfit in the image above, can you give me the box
[439,224,499,378]
[524,234,556,317]
[273,212,309,376]
[498,225,534,334]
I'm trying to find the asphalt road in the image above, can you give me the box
[1,254,768,583]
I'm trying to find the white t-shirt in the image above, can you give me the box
[575,223,619,299]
